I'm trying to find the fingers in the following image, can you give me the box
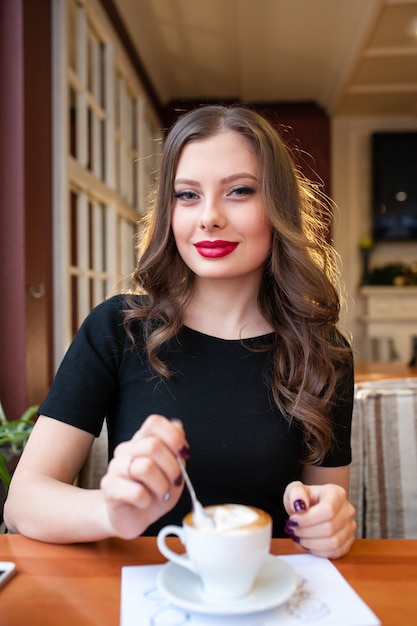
[109,415,188,493]
[130,414,190,460]
[105,448,178,508]
[283,480,310,515]
[283,482,357,558]
[100,415,190,537]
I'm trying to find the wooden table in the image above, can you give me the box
[0,535,416,625]
[354,360,417,383]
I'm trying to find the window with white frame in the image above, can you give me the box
[52,0,161,366]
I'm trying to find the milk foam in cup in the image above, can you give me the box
[189,503,268,533]
[157,504,272,600]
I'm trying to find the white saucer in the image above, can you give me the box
[157,555,298,616]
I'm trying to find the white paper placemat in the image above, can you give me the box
[120,553,380,626]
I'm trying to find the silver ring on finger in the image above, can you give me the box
[162,490,171,502]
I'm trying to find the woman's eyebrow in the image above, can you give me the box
[174,178,200,186]
[174,173,258,186]
[220,173,258,184]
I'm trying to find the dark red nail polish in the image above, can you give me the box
[290,534,301,544]
[284,518,299,536]
[174,474,183,487]
[179,445,191,460]
[294,499,307,512]
[286,518,299,528]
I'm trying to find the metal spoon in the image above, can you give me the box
[176,456,215,529]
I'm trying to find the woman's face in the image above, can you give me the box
[171,131,272,284]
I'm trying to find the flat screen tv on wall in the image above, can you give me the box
[372,131,417,242]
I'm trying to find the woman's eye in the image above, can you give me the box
[230,185,255,197]
[174,190,199,201]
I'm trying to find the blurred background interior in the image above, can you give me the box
[1,0,417,420]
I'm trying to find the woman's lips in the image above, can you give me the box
[194,240,238,258]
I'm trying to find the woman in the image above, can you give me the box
[5,105,356,557]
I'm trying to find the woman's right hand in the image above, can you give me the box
[100,414,189,539]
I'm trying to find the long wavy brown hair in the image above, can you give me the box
[124,105,352,464]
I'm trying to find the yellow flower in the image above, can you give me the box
[359,236,373,249]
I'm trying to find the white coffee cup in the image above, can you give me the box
[157,504,272,600]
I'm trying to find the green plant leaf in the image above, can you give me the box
[20,405,39,422]
[0,400,7,426]
[0,404,37,453]
[0,422,33,452]
[0,453,11,490]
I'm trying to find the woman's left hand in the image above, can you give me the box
[283,481,356,558]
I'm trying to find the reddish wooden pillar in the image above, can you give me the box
[0,0,27,420]
[0,0,53,420]
[23,0,53,408]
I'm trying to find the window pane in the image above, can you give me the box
[68,0,77,72]
[57,0,160,360]
[69,87,77,159]
[70,190,78,266]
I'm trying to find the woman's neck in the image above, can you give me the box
[182,278,273,339]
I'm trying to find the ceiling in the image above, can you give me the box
[112,0,417,117]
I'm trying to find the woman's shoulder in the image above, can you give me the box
[77,293,147,342]
[85,293,146,320]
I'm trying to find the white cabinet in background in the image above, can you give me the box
[359,287,417,362]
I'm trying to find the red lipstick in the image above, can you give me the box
[194,240,238,258]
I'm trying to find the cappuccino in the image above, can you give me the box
[157,504,272,599]
[184,504,271,534]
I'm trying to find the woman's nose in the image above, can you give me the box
[199,199,226,231]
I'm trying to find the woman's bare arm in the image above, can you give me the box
[4,415,188,543]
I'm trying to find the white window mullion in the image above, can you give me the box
[119,218,135,291]
[120,79,127,200]
[125,95,133,203]
[91,36,102,105]
[117,77,122,196]
[52,0,71,368]
[104,43,115,189]
[77,191,89,322]
[92,201,104,305]
[76,6,88,167]
[91,39,102,179]
[106,203,117,295]
[138,96,146,214]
